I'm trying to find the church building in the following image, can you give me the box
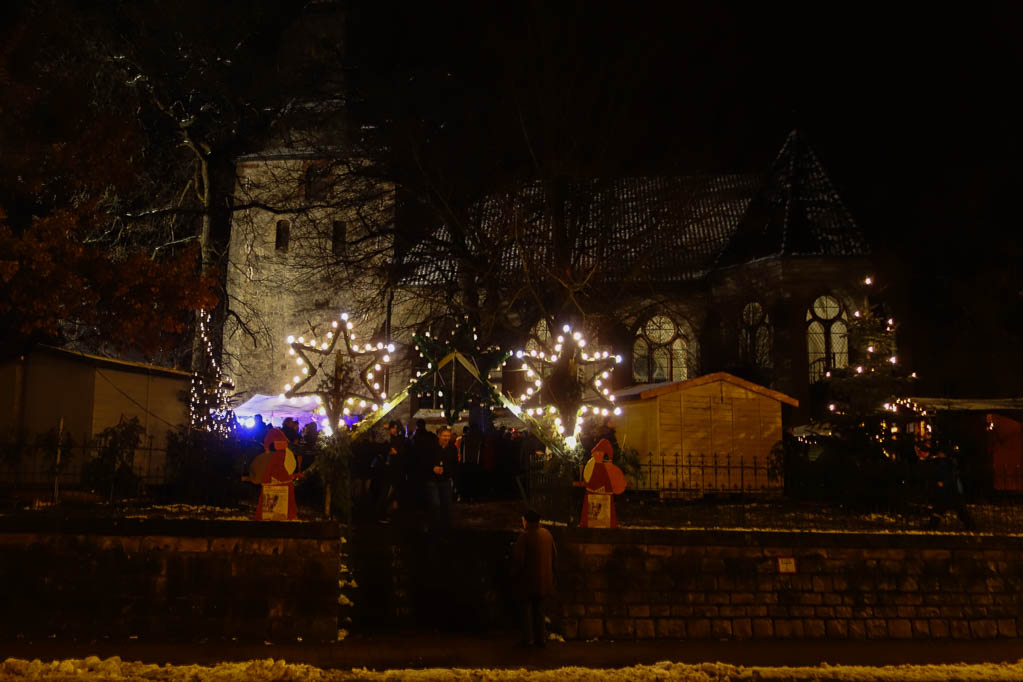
[223,129,873,428]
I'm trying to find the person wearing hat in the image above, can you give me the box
[510,509,558,647]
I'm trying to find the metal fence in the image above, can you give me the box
[523,449,1023,534]
[0,439,172,490]
[0,436,252,507]
[631,452,780,498]
[521,450,578,524]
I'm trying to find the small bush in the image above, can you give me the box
[165,427,250,506]
[83,417,143,501]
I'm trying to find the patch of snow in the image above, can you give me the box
[6,657,1023,680]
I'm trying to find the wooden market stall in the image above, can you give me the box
[0,345,191,486]
[615,372,797,497]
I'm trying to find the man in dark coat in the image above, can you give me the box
[409,419,437,511]
[425,426,458,535]
[372,420,406,524]
[510,509,557,647]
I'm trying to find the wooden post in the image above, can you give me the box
[52,417,63,504]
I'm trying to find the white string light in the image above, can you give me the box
[510,322,621,446]
[281,311,395,428]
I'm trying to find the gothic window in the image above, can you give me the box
[739,302,772,368]
[525,318,552,355]
[275,220,290,252]
[806,294,848,382]
[306,165,331,202]
[633,315,688,383]
[332,220,347,257]
[525,318,554,378]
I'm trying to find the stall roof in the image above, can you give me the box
[30,345,191,379]
[908,397,1023,413]
[233,393,322,420]
[612,380,676,401]
[637,372,799,406]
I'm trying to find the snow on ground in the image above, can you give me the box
[4,657,1023,681]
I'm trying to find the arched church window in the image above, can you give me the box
[332,220,347,257]
[275,220,290,252]
[525,318,554,376]
[633,315,687,383]
[806,294,848,382]
[739,302,772,368]
[306,165,331,202]
[525,318,552,355]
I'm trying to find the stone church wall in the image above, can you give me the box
[223,155,396,410]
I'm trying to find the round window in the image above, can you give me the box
[643,315,676,344]
[811,295,841,321]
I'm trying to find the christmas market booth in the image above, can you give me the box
[0,345,191,487]
[908,397,1023,494]
[0,345,191,449]
[614,372,797,498]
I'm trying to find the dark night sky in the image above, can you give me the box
[350,2,1023,260]
[347,2,1023,394]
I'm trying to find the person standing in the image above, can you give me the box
[425,426,458,535]
[511,509,557,647]
[281,417,301,446]
[376,420,406,524]
[459,424,483,502]
[411,419,437,512]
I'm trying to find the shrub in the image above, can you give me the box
[83,417,143,501]
[165,426,250,506]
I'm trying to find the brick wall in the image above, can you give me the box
[555,527,1023,640]
[0,518,342,642]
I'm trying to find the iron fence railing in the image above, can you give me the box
[522,449,1023,534]
[630,452,780,497]
[522,450,578,524]
[0,439,172,489]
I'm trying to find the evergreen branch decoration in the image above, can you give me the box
[408,319,511,424]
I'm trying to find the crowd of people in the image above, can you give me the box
[352,419,547,533]
[239,412,552,533]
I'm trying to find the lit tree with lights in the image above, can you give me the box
[812,275,925,463]
[509,321,623,456]
[280,312,396,435]
[189,309,233,434]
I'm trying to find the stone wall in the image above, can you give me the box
[5,519,1020,642]
[0,518,342,642]
[555,527,1023,641]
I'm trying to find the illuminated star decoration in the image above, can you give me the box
[511,322,622,450]
[281,312,395,435]
[408,319,511,424]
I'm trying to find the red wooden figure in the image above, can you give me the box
[579,438,626,528]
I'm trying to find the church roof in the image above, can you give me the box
[715,130,870,267]
[401,131,868,288]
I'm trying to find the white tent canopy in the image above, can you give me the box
[233,394,323,424]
